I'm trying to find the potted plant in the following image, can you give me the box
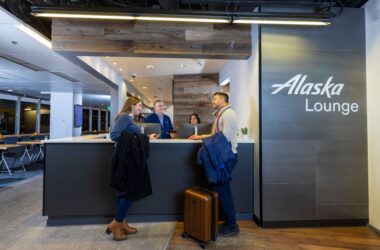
[241,127,248,141]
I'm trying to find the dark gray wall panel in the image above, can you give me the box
[263,183,316,221]
[317,205,368,220]
[44,142,254,220]
[260,8,367,223]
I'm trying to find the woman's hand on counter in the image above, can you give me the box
[149,133,159,140]
[187,135,203,140]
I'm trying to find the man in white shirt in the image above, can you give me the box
[189,92,239,237]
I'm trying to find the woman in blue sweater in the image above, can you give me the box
[107,96,157,241]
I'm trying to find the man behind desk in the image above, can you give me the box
[189,92,239,237]
[145,100,173,139]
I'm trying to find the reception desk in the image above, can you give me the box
[43,135,254,225]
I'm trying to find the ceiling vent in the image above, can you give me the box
[0,54,48,71]
[50,71,79,82]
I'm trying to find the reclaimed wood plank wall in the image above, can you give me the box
[173,74,229,129]
[52,19,251,59]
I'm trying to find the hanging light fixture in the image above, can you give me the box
[30,7,331,26]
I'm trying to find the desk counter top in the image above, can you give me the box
[44,134,255,144]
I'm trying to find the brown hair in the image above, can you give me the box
[119,96,141,115]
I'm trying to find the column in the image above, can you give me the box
[15,97,21,134]
[36,100,41,134]
[49,93,82,138]
[97,109,101,132]
[110,80,127,128]
[89,107,93,132]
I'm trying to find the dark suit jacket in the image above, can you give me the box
[145,113,173,139]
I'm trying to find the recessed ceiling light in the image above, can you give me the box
[7,89,13,92]
[142,86,148,89]
[106,56,109,58]
[145,65,154,69]
[119,68,123,71]
[180,64,186,68]
[113,62,117,65]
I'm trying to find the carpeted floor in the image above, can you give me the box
[0,174,176,250]
[0,161,43,189]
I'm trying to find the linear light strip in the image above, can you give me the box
[33,12,330,26]
[135,16,229,23]
[34,13,228,23]
[234,19,330,26]
[35,13,135,20]
[16,24,52,48]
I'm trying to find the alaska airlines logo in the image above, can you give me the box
[271,74,344,98]
[270,74,359,116]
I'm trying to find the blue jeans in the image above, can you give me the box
[115,195,132,222]
[210,154,238,229]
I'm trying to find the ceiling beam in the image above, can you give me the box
[51,18,252,59]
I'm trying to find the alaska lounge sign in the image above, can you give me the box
[271,74,359,116]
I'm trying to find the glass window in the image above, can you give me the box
[101,111,106,132]
[82,109,89,132]
[40,104,50,133]
[92,110,99,132]
[108,111,110,130]
[20,102,37,134]
[0,99,16,135]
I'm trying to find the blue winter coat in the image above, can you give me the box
[197,132,237,184]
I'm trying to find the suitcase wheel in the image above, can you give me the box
[200,242,207,249]
[181,232,188,238]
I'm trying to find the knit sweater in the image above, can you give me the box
[110,113,141,142]
[211,105,238,154]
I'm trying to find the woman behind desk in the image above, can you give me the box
[108,97,157,241]
[189,113,201,125]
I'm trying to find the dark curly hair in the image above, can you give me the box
[189,113,201,124]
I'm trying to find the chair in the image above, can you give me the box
[4,137,18,144]
[34,135,45,140]
[19,136,32,142]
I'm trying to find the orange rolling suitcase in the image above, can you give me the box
[182,187,219,249]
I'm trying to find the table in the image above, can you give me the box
[0,144,24,175]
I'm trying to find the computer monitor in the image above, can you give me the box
[179,123,212,139]
[138,123,162,136]
[74,104,82,128]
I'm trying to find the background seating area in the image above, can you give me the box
[0,133,48,175]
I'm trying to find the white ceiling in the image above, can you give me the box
[0,7,113,107]
[102,57,227,103]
